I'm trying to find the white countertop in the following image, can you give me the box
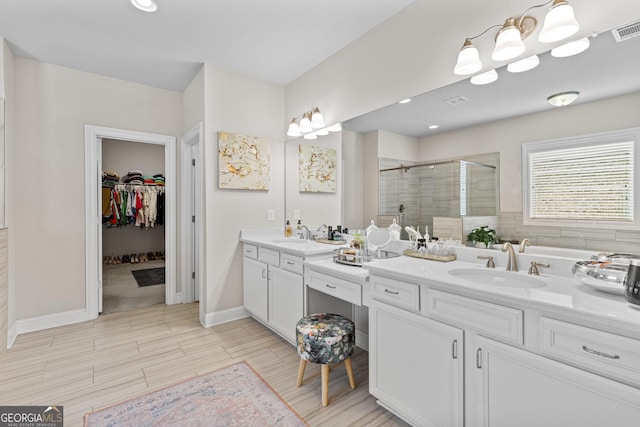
[304,250,640,338]
[365,256,640,337]
[240,229,347,256]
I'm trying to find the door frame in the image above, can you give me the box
[84,125,177,320]
[180,122,203,305]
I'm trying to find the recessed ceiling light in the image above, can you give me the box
[429,125,439,130]
[399,98,412,104]
[131,0,159,13]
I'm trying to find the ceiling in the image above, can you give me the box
[1,0,638,136]
[343,27,640,137]
[0,0,414,91]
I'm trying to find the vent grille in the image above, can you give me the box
[445,96,469,106]
[612,20,640,42]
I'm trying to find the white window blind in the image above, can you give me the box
[528,140,634,222]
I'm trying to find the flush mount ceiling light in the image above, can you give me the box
[547,91,579,106]
[287,107,339,138]
[399,98,412,104]
[470,69,498,85]
[454,0,580,75]
[131,0,158,12]
[551,36,590,57]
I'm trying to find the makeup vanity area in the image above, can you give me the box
[241,228,640,426]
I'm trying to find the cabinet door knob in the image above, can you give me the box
[261,269,267,279]
[452,339,458,359]
[384,288,400,295]
[325,284,337,289]
[476,348,482,368]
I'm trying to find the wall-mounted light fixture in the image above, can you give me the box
[287,107,337,138]
[454,0,580,77]
[547,91,579,107]
[131,0,159,12]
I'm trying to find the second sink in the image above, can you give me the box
[449,268,546,288]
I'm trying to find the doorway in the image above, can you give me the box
[101,139,167,313]
[85,125,176,320]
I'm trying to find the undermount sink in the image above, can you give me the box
[448,268,546,289]
[272,238,310,244]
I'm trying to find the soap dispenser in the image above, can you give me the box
[285,220,292,237]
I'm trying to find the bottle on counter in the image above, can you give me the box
[285,220,292,237]
[296,219,302,230]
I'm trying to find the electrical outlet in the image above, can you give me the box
[267,209,275,221]
[293,209,301,220]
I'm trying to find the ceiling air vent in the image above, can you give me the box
[611,20,640,42]
[445,96,469,106]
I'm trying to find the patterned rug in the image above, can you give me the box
[84,361,307,426]
[131,267,165,287]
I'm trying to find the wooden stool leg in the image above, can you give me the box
[344,358,356,389]
[296,359,307,387]
[321,364,330,406]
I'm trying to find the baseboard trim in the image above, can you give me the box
[7,321,17,349]
[200,306,250,328]
[16,309,87,336]
[356,329,369,352]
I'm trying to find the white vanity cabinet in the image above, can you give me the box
[242,243,304,344]
[473,336,640,427]
[367,266,640,427]
[370,299,464,427]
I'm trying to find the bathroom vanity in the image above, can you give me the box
[241,232,640,426]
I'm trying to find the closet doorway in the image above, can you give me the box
[85,126,176,320]
[101,139,167,313]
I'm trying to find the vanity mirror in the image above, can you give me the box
[339,25,640,251]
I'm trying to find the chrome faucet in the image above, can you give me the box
[519,238,531,253]
[299,225,312,240]
[502,242,518,272]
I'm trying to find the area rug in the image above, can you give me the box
[131,267,165,287]
[84,361,307,426]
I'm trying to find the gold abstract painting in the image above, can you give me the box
[299,144,337,193]
[218,131,270,190]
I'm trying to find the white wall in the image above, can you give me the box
[202,64,285,315]
[341,130,364,230]
[11,58,182,320]
[378,130,418,161]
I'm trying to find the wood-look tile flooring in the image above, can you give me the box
[0,303,409,427]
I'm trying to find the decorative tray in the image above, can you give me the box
[333,248,399,267]
[316,238,347,245]
[404,249,457,262]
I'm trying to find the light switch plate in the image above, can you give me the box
[293,209,301,220]
[267,209,275,221]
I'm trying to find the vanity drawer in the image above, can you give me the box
[258,247,280,267]
[243,243,258,259]
[308,270,362,306]
[425,289,523,345]
[281,253,303,275]
[539,317,640,387]
[371,276,420,311]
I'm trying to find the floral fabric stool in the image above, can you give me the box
[295,313,356,406]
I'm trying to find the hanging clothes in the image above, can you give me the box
[102,183,165,229]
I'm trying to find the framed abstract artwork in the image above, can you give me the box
[218,131,270,190]
[299,144,336,193]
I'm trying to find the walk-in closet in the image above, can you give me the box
[101,139,166,314]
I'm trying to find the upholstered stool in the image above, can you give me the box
[295,313,356,406]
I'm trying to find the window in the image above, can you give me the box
[522,128,639,229]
